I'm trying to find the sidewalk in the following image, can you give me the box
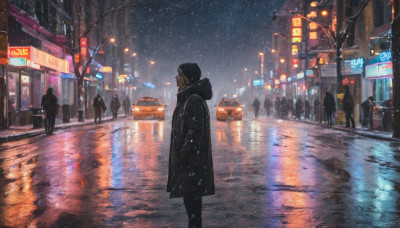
[287,117,400,143]
[0,114,126,143]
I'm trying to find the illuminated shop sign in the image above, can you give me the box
[9,47,30,58]
[96,73,103,79]
[366,61,392,79]
[8,46,69,73]
[297,72,304,79]
[379,51,391,62]
[252,79,264,86]
[9,57,26,66]
[100,66,113,73]
[343,58,364,75]
[26,60,40,70]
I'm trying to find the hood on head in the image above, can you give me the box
[47,88,53,95]
[177,78,213,101]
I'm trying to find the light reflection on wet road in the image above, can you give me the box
[0,116,399,227]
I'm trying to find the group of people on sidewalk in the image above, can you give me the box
[249,87,375,131]
[39,88,135,135]
[93,94,132,124]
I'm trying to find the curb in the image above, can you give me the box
[0,115,125,143]
[287,118,400,143]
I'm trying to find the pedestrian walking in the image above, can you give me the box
[93,94,106,124]
[41,88,58,135]
[323,91,336,127]
[342,88,355,128]
[168,63,215,228]
[110,95,121,120]
[264,97,272,117]
[295,98,303,120]
[252,98,261,118]
[280,97,288,118]
[361,96,374,130]
[123,96,131,118]
[304,99,310,120]
[314,97,320,122]
[274,97,281,118]
[287,97,294,118]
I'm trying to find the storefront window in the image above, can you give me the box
[8,72,17,110]
[20,73,31,110]
[374,78,392,103]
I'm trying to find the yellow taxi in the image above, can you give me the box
[132,97,166,120]
[216,98,243,121]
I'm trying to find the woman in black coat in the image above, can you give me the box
[167,63,215,228]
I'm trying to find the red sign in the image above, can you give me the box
[80,38,87,47]
[9,47,30,58]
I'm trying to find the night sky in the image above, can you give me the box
[134,0,286,87]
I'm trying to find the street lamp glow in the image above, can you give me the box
[109,38,116,43]
[132,52,137,57]
[280,58,286,63]
[244,68,248,71]
[259,52,264,56]
[271,49,276,53]
[321,10,328,16]
[124,48,129,52]
[310,1,318,7]
[150,61,155,65]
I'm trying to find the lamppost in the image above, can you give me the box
[259,52,264,77]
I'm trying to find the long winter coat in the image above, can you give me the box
[342,91,354,113]
[167,78,215,198]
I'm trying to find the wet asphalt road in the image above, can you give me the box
[0,115,400,227]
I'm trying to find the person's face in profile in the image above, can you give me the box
[175,68,185,88]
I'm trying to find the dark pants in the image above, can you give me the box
[325,111,333,126]
[94,110,102,123]
[345,111,355,128]
[183,196,202,228]
[112,112,118,119]
[254,108,259,118]
[124,108,130,117]
[45,114,56,134]
[265,108,270,117]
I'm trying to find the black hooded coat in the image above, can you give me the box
[167,78,215,198]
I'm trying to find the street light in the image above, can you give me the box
[150,60,155,65]
[259,52,264,76]
[109,38,116,43]
[124,47,129,53]
[132,52,137,57]
[280,58,286,64]
[321,10,328,17]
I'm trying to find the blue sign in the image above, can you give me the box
[62,73,76,79]
[252,79,264,86]
[96,73,103,80]
[367,51,392,65]
[144,82,155,89]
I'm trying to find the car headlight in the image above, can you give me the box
[158,108,164,111]
[218,108,224,111]
[134,108,140,111]
[236,108,242,111]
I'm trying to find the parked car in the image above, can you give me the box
[132,97,166,120]
[216,98,243,121]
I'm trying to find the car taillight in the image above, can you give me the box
[158,108,164,111]
[236,108,242,111]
